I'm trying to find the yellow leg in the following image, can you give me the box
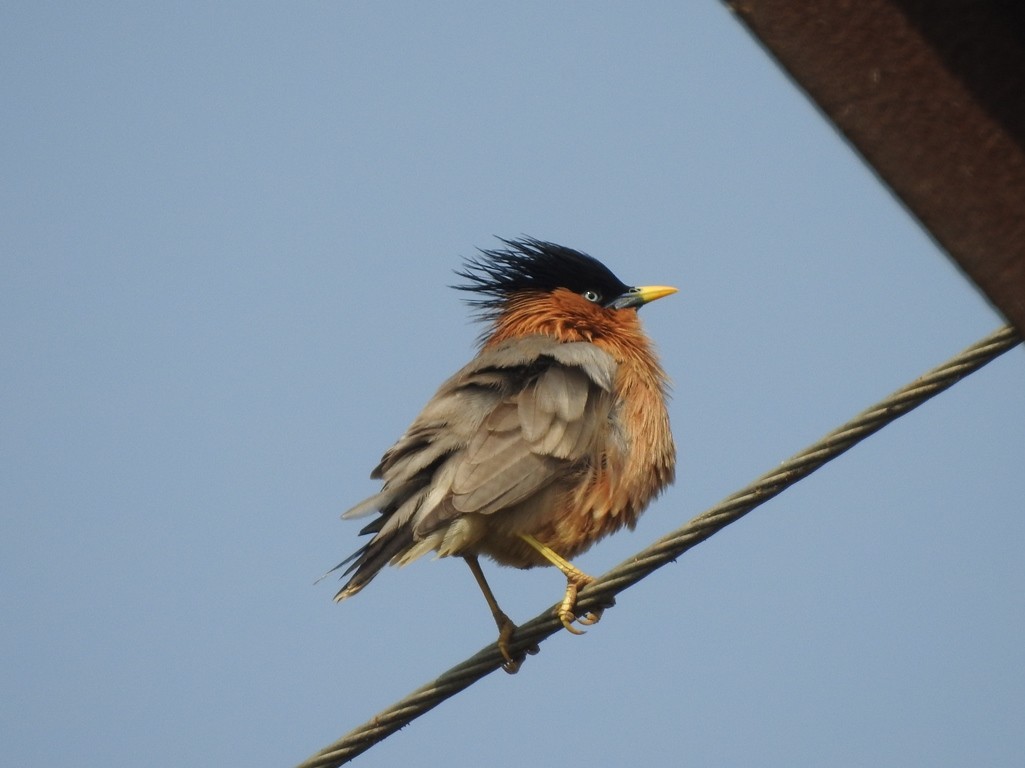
[518,534,604,633]
[463,556,537,673]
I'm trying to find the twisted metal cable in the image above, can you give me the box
[295,325,1021,768]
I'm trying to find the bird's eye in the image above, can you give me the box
[582,290,602,303]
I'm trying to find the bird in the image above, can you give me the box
[328,237,676,672]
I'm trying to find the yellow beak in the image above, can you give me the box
[633,285,678,304]
[609,285,678,309]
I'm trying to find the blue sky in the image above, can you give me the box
[3,4,1023,767]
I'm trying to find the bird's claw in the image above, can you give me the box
[499,643,540,674]
[502,656,523,674]
[576,609,603,626]
[577,593,615,625]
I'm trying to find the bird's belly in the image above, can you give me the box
[431,444,668,569]
[470,491,642,569]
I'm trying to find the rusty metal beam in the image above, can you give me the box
[726,0,1025,335]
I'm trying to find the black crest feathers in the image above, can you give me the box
[455,237,630,319]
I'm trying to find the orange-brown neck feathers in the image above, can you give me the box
[485,289,664,375]
[486,288,633,343]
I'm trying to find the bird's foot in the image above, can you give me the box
[464,555,538,673]
[495,611,539,674]
[516,534,611,635]
[558,573,598,634]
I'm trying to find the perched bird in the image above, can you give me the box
[330,237,676,671]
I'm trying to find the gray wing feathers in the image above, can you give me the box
[346,337,617,538]
[448,363,601,515]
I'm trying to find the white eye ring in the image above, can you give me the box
[583,290,602,303]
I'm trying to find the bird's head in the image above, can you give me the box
[455,237,677,347]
